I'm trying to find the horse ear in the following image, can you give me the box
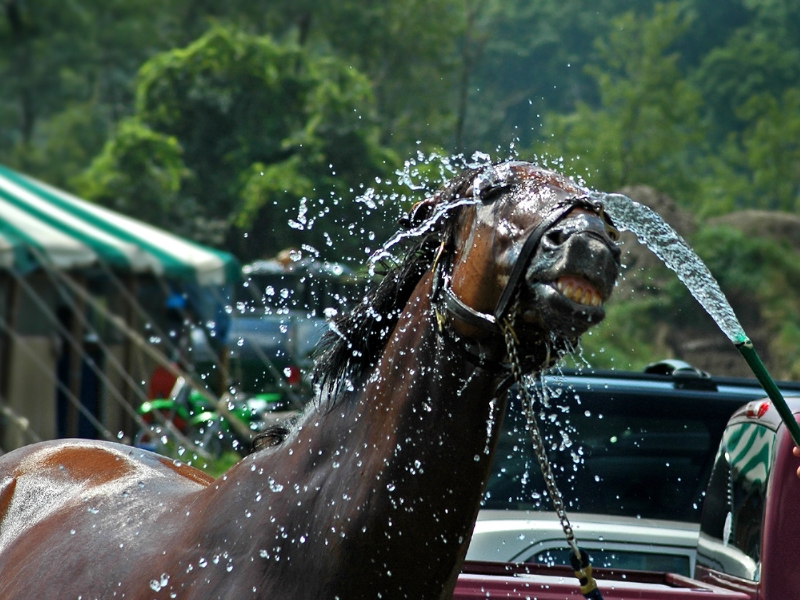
[399,197,437,229]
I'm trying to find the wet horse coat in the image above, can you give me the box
[0,162,620,599]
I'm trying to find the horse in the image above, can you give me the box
[0,161,620,599]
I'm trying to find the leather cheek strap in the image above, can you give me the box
[492,200,576,323]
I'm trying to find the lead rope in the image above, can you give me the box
[500,300,604,600]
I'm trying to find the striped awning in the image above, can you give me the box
[0,163,239,285]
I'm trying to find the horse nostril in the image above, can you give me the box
[545,229,568,246]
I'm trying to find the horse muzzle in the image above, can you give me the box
[520,213,621,337]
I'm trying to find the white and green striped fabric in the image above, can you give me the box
[0,164,239,285]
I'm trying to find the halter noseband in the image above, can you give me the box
[420,163,618,372]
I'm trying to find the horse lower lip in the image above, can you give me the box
[553,276,603,307]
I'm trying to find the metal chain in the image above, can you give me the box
[501,302,581,559]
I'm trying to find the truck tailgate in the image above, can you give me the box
[455,562,750,599]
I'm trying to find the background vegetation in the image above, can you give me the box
[2,0,799,376]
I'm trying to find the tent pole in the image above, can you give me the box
[121,274,139,436]
[11,269,214,457]
[0,274,20,404]
[0,312,114,441]
[64,273,86,438]
[66,279,252,441]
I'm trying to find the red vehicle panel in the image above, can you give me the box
[455,562,748,599]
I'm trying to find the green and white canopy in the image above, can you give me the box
[0,164,239,285]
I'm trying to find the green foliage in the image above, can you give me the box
[693,31,800,139]
[691,226,800,377]
[532,4,706,203]
[582,225,800,377]
[304,0,464,152]
[74,119,192,231]
[79,26,397,258]
[727,89,800,212]
[0,0,189,183]
[574,298,673,371]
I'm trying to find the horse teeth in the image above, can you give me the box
[554,277,602,307]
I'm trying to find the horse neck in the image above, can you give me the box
[201,270,509,595]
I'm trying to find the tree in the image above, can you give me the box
[707,88,800,213]
[77,26,398,261]
[74,119,192,233]
[530,4,706,203]
[0,0,188,184]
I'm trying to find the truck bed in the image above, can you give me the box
[455,561,750,599]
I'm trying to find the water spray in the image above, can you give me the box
[601,193,800,447]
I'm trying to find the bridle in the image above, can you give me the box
[428,164,618,372]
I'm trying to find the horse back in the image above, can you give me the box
[0,440,213,564]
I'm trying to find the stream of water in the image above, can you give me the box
[595,190,800,444]
[594,192,749,346]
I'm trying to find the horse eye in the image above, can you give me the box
[481,184,511,203]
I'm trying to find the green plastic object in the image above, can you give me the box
[737,339,800,446]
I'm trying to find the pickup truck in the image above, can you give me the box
[454,393,800,599]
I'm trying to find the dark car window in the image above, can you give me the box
[483,378,741,522]
[532,547,691,576]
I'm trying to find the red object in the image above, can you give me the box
[746,400,770,418]
[283,365,301,386]
[147,364,178,399]
[454,562,748,599]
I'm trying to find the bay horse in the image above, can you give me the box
[0,161,620,599]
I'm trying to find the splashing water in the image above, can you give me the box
[595,192,747,345]
[364,150,497,273]
[595,190,800,445]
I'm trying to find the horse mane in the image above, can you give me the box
[310,167,483,407]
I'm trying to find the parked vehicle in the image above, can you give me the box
[191,256,365,403]
[136,255,365,460]
[468,361,800,577]
[456,376,800,599]
[469,511,699,576]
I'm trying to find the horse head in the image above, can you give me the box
[404,161,621,371]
